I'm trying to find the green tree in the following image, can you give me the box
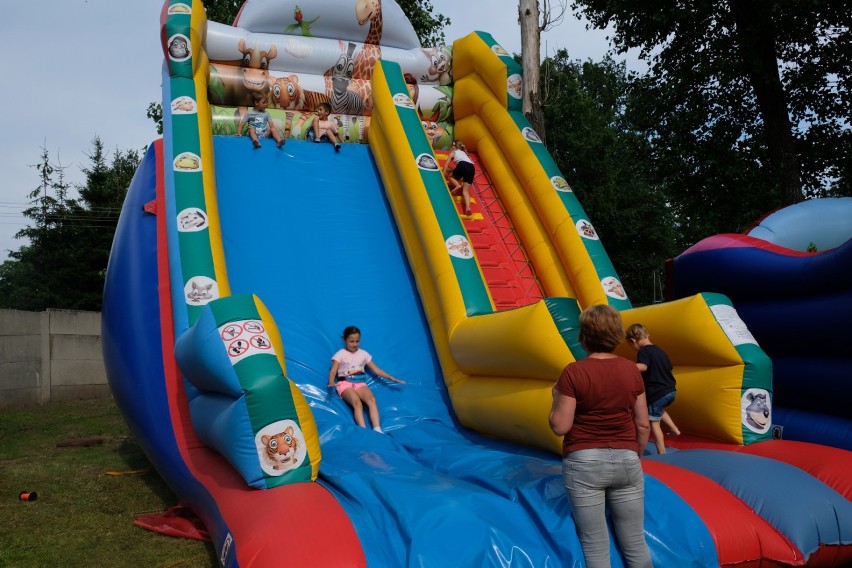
[146,102,163,136]
[203,0,243,25]
[542,51,678,305]
[0,139,140,311]
[396,0,451,46]
[0,147,72,310]
[570,0,851,238]
[68,139,141,310]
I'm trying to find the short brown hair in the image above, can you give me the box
[625,323,649,342]
[578,304,625,353]
[317,102,332,113]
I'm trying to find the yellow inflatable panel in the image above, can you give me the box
[449,301,574,378]
[370,46,773,452]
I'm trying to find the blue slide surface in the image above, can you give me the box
[210,136,715,566]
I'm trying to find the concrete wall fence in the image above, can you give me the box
[0,309,109,409]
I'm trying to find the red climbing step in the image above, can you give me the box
[437,150,544,311]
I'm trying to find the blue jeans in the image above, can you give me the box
[648,391,676,421]
[563,448,652,568]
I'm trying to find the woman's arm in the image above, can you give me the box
[635,362,648,372]
[632,392,651,456]
[328,360,340,387]
[549,387,576,436]
[366,361,406,383]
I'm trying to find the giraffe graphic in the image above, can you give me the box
[351,0,382,111]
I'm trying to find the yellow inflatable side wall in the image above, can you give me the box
[370,33,773,451]
[453,34,611,309]
[618,298,747,443]
[371,61,570,452]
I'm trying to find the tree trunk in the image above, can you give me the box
[730,0,802,204]
[519,0,546,144]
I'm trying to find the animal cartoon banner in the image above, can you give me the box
[205,0,456,146]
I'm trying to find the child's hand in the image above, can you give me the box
[388,376,406,384]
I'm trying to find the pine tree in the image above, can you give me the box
[0,140,140,311]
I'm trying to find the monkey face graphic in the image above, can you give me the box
[169,35,190,60]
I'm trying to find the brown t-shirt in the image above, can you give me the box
[554,356,645,456]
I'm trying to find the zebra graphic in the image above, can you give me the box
[330,42,364,116]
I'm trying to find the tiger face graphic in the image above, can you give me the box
[261,426,299,471]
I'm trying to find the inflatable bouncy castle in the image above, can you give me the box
[668,198,852,452]
[103,1,852,566]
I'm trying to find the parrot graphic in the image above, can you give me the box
[285,5,320,36]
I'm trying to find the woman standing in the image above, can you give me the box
[549,304,652,568]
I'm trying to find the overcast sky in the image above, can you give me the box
[0,0,635,262]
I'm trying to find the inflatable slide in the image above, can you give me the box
[102,1,852,566]
[668,198,852,451]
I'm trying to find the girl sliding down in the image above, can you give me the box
[328,326,405,432]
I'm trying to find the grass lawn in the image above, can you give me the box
[0,398,216,567]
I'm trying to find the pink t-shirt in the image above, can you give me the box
[316,118,338,138]
[332,348,372,378]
